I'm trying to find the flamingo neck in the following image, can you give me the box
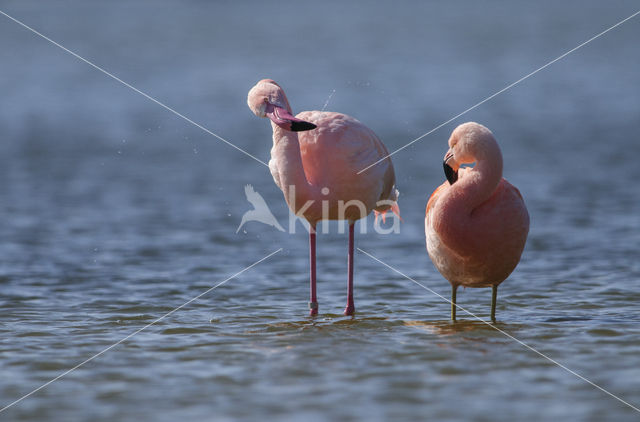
[434,144,502,257]
[271,124,318,212]
[450,142,503,213]
[460,149,502,212]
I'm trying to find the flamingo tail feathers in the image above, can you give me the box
[374,202,402,224]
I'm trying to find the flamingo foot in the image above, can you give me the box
[309,301,318,317]
[343,304,355,316]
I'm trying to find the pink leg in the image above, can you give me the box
[344,223,355,316]
[309,227,318,316]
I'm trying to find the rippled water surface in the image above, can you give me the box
[1,1,640,421]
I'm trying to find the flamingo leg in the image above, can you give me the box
[451,285,458,321]
[309,227,318,316]
[490,285,498,322]
[344,223,355,316]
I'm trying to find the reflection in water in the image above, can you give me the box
[255,315,394,333]
[403,319,524,336]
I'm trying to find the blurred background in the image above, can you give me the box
[0,1,639,421]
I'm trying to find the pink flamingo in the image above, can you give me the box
[425,122,529,322]
[247,79,399,316]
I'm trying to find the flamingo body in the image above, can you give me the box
[270,110,397,223]
[426,170,528,287]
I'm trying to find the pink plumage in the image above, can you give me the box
[248,79,399,316]
[425,122,529,321]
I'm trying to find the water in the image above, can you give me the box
[1,1,640,420]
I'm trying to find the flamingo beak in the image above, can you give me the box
[266,103,316,132]
[443,151,458,185]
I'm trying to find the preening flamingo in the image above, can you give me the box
[425,122,529,322]
[248,79,399,316]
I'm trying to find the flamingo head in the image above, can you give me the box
[247,79,317,132]
[443,122,499,185]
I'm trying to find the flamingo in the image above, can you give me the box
[247,79,399,316]
[425,122,529,322]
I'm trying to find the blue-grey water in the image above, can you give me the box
[1,1,639,421]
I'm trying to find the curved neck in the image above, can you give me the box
[452,139,503,210]
[434,144,502,256]
[272,124,318,209]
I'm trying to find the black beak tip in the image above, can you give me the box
[443,162,458,185]
[290,121,317,132]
